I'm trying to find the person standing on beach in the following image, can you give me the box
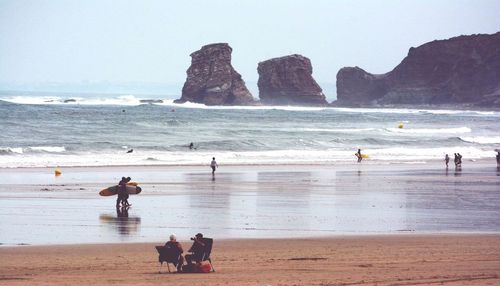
[445,154,450,168]
[457,153,463,167]
[496,151,500,166]
[210,157,218,175]
[356,149,362,163]
[454,153,458,167]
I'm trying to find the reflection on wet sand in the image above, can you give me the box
[99,207,141,236]
[1,163,500,245]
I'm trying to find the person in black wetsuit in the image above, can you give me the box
[116,177,127,208]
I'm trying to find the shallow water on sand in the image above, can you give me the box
[0,164,499,245]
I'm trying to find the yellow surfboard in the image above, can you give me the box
[355,153,369,159]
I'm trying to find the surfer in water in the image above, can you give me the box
[445,154,450,168]
[496,151,500,166]
[189,142,197,150]
[356,149,362,163]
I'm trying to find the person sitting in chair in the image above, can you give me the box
[163,234,184,272]
[185,233,206,265]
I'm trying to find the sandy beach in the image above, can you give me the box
[1,235,500,285]
[1,162,499,285]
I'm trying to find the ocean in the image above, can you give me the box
[1,93,499,168]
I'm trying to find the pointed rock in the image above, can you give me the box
[175,43,255,106]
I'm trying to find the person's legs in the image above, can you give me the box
[116,195,122,208]
[176,256,184,271]
[185,254,193,265]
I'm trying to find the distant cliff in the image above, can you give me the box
[258,54,327,106]
[175,43,255,106]
[335,32,500,108]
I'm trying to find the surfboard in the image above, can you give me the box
[99,182,142,196]
[354,153,369,159]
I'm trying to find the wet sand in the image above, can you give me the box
[1,235,500,286]
[1,162,500,245]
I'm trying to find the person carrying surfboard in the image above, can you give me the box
[116,177,127,208]
[356,149,363,163]
[116,177,132,208]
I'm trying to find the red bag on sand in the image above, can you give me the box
[197,262,212,273]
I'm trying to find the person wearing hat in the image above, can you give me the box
[163,233,184,272]
[185,233,206,265]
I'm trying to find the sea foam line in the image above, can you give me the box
[0,146,493,168]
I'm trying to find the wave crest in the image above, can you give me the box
[386,127,471,134]
[459,136,500,144]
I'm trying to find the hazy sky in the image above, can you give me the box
[0,0,499,95]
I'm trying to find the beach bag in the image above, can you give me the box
[197,261,212,273]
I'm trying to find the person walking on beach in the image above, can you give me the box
[457,153,463,167]
[121,177,132,207]
[116,177,127,208]
[210,157,218,175]
[116,176,132,208]
[356,149,362,163]
[445,154,450,168]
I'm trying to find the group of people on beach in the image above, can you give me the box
[444,153,463,168]
[163,232,210,272]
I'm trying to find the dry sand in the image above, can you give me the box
[1,235,500,286]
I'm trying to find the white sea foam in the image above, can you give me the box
[386,127,471,134]
[0,95,145,106]
[2,95,498,116]
[460,136,500,144]
[28,146,66,152]
[301,128,376,133]
[0,146,492,168]
[331,107,498,116]
[158,100,328,111]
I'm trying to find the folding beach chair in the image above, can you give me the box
[155,245,182,273]
[200,237,215,272]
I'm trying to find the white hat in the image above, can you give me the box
[169,234,176,241]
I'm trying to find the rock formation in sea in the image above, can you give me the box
[335,32,500,107]
[175,43,255,106]
[257,54,327,105]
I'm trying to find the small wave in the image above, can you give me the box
[157,100,328,111]
[301,128,376,133]
[27,146,65,152]
[0,147,24,154]
[0,146,66,155]
[0,95,162,106]
[332,107,498,116]
[459,136,500,144]
[386,127,471,134]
